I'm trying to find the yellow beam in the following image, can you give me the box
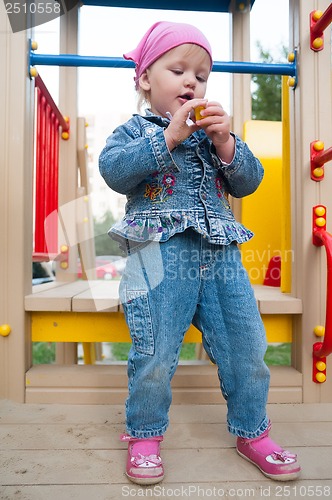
[31,311,202,343]
[281,75,292,293]
[82,342,96,364]
[31,311,292,344]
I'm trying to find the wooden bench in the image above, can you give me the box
[24,281,303,403]
[25,280,302,345]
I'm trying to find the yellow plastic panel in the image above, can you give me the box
[242,121,283,285]
[262,314,292,343]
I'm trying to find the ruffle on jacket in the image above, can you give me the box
[109,211,254,247]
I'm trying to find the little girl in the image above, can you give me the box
[99,21,301,485]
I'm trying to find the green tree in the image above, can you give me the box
[94,211,124,256]
[33,342,55,364]
[251,42,288,121]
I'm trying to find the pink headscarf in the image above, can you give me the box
[124,21,213,89]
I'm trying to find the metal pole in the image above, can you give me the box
[30,52,296,76]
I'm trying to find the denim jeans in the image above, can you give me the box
[119,229,270,439]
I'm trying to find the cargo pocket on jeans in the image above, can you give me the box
[124,290,154,356]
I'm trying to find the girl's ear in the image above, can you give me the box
[139,70,151,91]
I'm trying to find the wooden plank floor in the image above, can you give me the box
[1,400,332,499]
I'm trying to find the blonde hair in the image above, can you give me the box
[137,87,150,112]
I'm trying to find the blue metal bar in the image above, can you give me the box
[213,61,295,76]
[80,0,256,13]
[30,52,296,77]
[30,53,133,69]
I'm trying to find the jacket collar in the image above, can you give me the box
[135,109,206,143]
[134,108,170,128]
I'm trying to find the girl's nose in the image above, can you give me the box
[184,75,196,88]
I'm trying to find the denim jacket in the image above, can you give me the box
[99,110,264,247]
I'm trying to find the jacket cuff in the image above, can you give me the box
[217,132,241,168]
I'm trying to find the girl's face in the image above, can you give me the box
[138,44,211,118]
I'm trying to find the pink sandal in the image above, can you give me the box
[236,423,301,481]
[121,434,164,485]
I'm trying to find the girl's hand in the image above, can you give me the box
[164,98,207,151]
[195,101,235,163]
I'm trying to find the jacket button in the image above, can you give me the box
[146,128,153,135]
[201,193,207,200]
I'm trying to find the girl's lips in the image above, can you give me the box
[178,95,194,105]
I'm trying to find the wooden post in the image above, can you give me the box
[290,0,332,402]
[55,6,80,364]
[231,2,252,136]
[230,2,251,222]
[0,4,34,401]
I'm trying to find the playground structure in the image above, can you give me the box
[0,0,332,405]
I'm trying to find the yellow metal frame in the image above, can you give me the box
[280,76,292,293]
[31,311,292,344]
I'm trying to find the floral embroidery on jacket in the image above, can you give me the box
[215,177,231,210]
[144,184,163,201]
[144,172,176,203]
